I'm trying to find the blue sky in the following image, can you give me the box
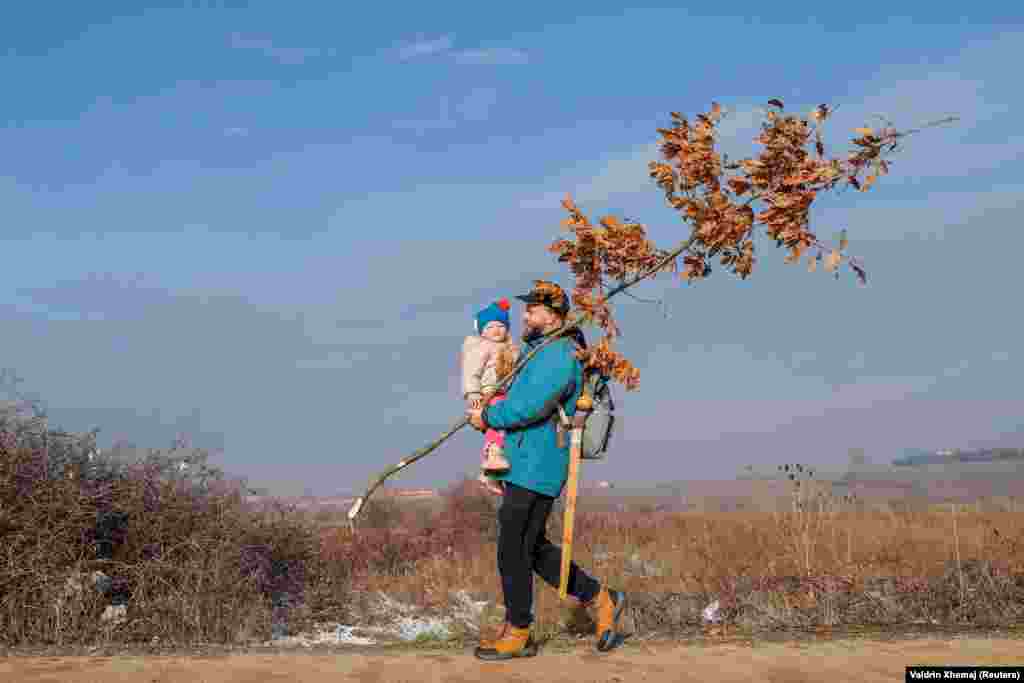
[2,4,1022,496]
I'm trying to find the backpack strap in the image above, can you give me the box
[549,338,578,446]
[554,337,590,446]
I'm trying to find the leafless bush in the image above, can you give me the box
[0,383,318,647]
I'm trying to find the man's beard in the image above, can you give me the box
[521,324,544,343]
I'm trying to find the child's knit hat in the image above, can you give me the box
[474,298,511,334]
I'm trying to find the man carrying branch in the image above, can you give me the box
[466,280,627,660]
[351,98,954,660]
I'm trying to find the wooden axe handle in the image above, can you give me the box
[559,408,589,601]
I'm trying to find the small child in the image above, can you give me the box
[461,298,520,495]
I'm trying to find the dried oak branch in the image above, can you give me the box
[349,100,955,521]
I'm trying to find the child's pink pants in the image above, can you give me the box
[482,393,507,462]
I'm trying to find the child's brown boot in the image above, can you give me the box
[482,443,510,474]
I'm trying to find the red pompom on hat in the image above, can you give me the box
[474,299,512,334]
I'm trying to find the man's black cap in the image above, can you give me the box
[514,280,570,316]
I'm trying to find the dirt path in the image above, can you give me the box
[3,637,1022,683]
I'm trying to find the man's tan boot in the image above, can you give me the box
[477,622,508,650]
[473,624,537,660]
[591,587,627,652]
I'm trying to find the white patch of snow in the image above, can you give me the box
[267,589,494,647]
[702,599,722,623]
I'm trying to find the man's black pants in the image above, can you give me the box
[498,482,601,629]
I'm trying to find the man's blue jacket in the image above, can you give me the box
[482,329,585,498]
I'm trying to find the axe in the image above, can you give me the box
[559,391,593,601]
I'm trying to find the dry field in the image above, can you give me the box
[3,411,1024,661]
[324,485,1024,643]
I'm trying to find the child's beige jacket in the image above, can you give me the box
[461,336,520,400]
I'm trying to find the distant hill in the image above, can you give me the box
[893,447,1024,467]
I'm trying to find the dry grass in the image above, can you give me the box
[2,395,1023,649]
[317,468,1024,640]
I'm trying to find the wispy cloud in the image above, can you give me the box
[229,33,335,65]
[223,127,249,138]
[393,34,456,61]
[452,47,529,65]
[390,34,529,66]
